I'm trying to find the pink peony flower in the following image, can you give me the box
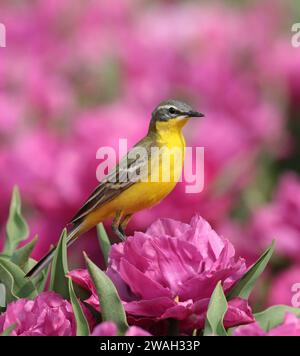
[267,266,300,307]
[0,292,93,336]
[249,173,300,261]
[92,321,151,336]
[234,313,300,336]
[69,216,254,334]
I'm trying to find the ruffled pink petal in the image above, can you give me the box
[119,259,171,299]
[67,269,97,295]
[125,326,152,336]
[178,269,240,301]
[124,298,175,317]
[146,218,191,238]
[234,322,266,336]
[186,297,254,330]
[224,298,255,328]
[149,237,202,293]
[269,313,300,336]
[160,304,191,320]
[0,292,81,336]
[92,321,117,336]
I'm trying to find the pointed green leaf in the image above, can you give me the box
[4,187,29,255]
[204,281,228,336]
[0,283,6,307]
[68,279,90,336]
[24,252,51,293]
[0,257,38,303]
[22,258,37,275]
[49,229,69,299]
[255,305,300,332]
[11,236,38,269]
[33,264,50,293]
[0,323,16,336]
[84,253,128,334]
[96,223,111,267]
[227,241,275,300]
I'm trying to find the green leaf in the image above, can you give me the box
[49,229,69,299]
[68,279,90,336]
[0,323,17,336]
[22,258,37,275]
[24,256,50,293]
[84,252,128,334]
[0,283,6,307]
[33,264,50,293]
[4,187,29,255]
[204,281,228,336]
[227,241,275,300]
[0,257,38,303]
[96,223,111,267]
[255,305,300,332]
[11,236,38,269]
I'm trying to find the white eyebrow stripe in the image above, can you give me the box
[157,104,176,110]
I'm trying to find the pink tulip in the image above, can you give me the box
[0,292,94,336]
[267,266,300,307]
[69,216,254,334]
[234,313,300,336]
[249,173,300,261]
[92,321,151,336]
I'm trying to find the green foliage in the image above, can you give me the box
[68,279,90,336]
[11,236,38,270]
[96,223,111,267]
[84,252,128,335]
[204,281,228,336]
[0,257,38,304]
[0,323,16,336]
[49,229,69,299]
[0,283,6,308]
[33,265,50,294]
[227,241,275,300]
[255,305,300,332]
[4,187,29,256]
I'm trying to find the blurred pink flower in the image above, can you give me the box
[218,221,259,265]
[0,95,24,136]
[92,321,151,336]
[262,38,300,104]
[249,173,300,261]
[0,292,94,336]
[69,215,254,334]
[234,313,300,336]
[267,266,300,307]
[0,0,294,263]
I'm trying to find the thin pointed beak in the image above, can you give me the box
[187,111,205,118]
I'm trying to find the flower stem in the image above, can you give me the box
[168,319,179,336]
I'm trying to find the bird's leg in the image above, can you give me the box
[112,211,125,241]
[118,214,133,238]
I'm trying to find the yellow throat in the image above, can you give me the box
[152,117,188,183]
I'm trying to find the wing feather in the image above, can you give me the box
[70,137,154,224]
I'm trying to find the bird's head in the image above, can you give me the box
[149,99,204,132]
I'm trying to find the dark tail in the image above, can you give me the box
[25,225,81,279]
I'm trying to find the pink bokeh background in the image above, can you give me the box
[1,0,300,311]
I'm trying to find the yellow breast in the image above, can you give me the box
[86,118,188,223]
[153,120,186,184]
[120,118,187,212]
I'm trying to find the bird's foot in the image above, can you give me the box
[112,225,126,241]
[118,226,127,241]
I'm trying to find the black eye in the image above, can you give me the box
[169,107,176,114]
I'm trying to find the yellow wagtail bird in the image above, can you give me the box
[26,99,204,278]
